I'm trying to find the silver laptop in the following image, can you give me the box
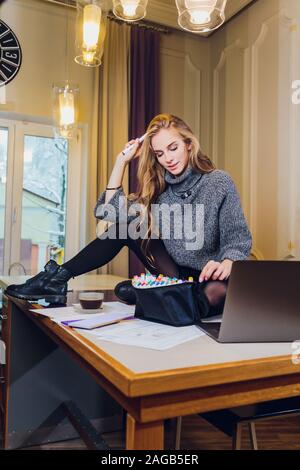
[197,261,300,343]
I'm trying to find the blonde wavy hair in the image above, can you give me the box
[127,113,216,265]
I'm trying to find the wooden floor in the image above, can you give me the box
[21,414,300,450]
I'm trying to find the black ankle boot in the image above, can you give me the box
[114,280,136,305]
[5,260,73,304]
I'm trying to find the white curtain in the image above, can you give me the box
[87,20,131,277]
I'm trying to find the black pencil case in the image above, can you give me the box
[133,281,211,327]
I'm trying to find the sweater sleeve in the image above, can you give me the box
[94,187,139,223]
[217,173,252,262]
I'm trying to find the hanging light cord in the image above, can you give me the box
[64,0,70,81]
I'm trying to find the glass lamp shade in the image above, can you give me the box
[75,0,108,67]
[112,0,149,22]
[175,0,227,33]
[52,82,79,139]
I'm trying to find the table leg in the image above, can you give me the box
[126,414,164,450]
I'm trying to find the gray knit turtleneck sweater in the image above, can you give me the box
[94,166,252,271]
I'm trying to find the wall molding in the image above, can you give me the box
[161,46,203,142]
[212,39,243,168]
[249,9,293,257]
[184,53,201,141]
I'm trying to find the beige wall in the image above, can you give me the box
[209,0,300,260]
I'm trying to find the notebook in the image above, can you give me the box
[61,311,134,330]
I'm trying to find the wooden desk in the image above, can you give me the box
[0,274,126,449]
[2,290,300,450]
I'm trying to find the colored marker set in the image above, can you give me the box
[132,272,194,289]
[133,273,207,326]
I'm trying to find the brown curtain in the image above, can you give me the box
[128,25,161,277]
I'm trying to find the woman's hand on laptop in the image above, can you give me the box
[199,259,233,282]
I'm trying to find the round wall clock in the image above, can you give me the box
[0,19,22,87]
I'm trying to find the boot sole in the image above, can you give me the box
[4,290,67,304]
[114,283,136,305]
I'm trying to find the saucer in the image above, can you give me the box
[72,303,104,314]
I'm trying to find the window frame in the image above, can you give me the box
[0,116,87,275]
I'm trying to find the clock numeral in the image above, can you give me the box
[2,50,20,66]
[0,61,17,76]
[0,32,19,49]
[0,23,9,38]
[5,52,17,59]
[0,68,8,81]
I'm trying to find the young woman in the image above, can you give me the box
[6,114,252,316]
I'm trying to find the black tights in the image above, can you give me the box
[62,223,228,316]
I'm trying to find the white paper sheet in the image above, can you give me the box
[30,301,136,323]
[84,319,204,350]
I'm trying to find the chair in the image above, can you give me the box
[174,397,300,450]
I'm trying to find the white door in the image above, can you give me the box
[0,118,85,275]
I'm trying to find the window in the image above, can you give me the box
[21,135,69,273]
[0,118,86,275]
